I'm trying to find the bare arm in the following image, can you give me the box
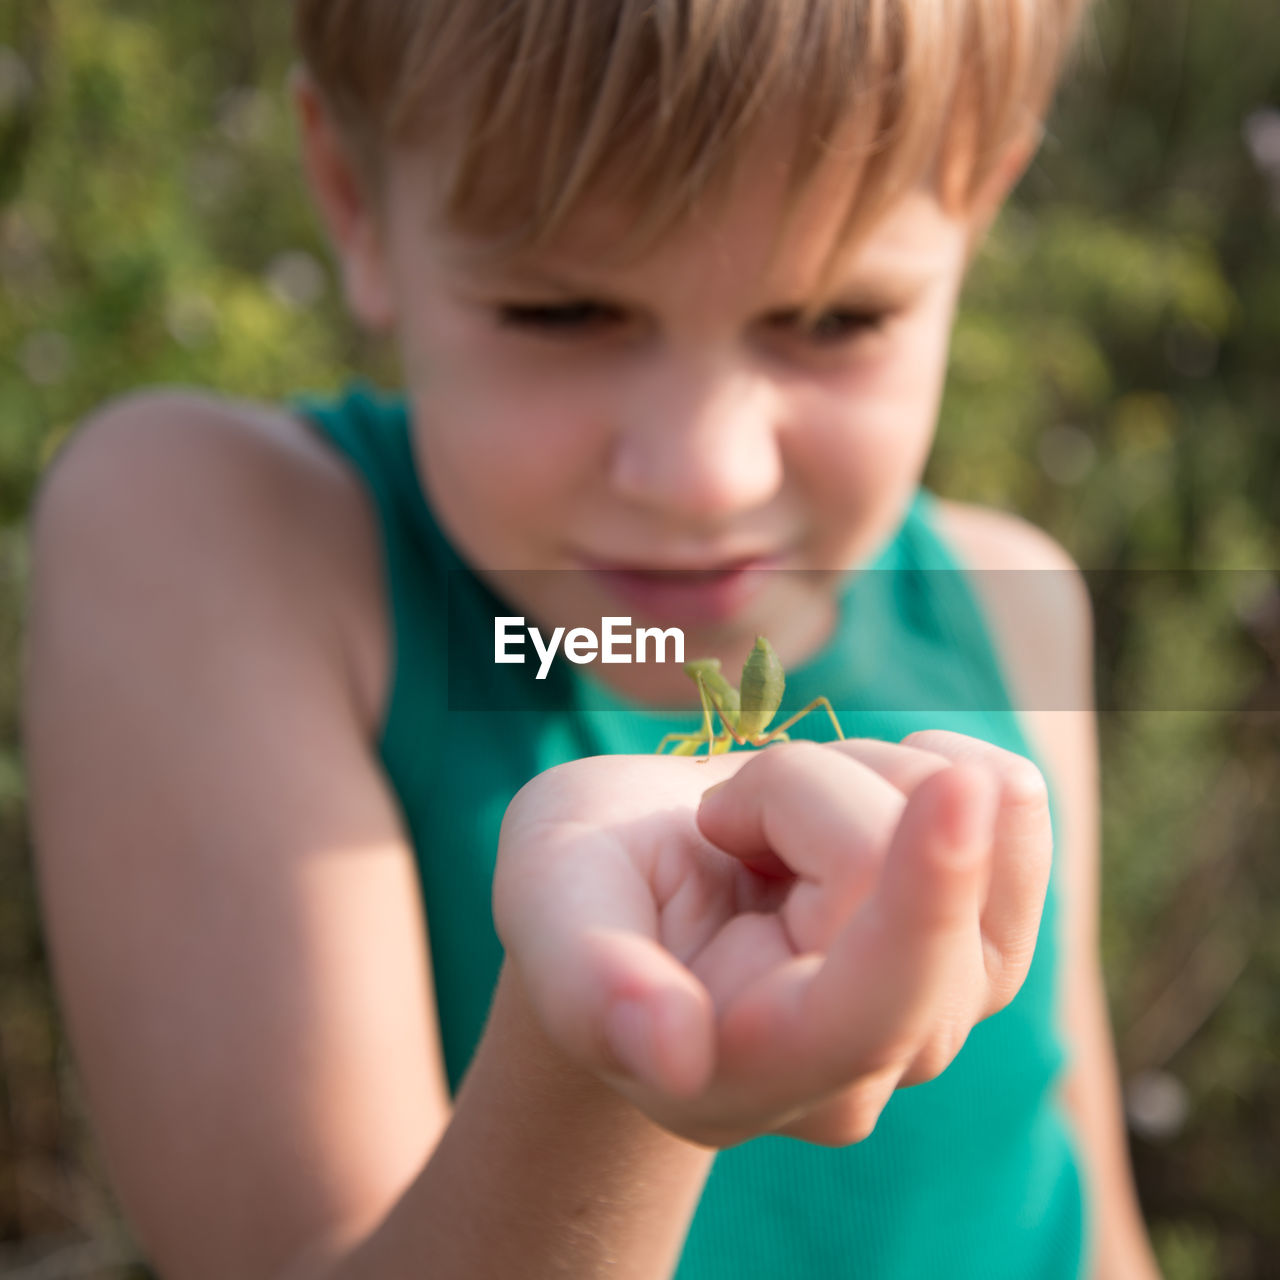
[933,502,1163,1279]
[1044,700,1164,1280]
[22,394,711,1280]
[311,961,713,1280]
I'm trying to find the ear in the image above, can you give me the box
[289,64,397,333]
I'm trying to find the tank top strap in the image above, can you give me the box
[893,486,1021,718]
[289,377,463,569]
[289,379,458,760]
[771,488,1019,730]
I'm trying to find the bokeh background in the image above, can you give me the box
[0,0,1277,1276]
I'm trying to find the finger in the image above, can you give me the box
[775,1068,901,1147]
[823,736,955,795]
[705,736,958,920]
[686,910,795,1017]
[900,731,1054,1008]
[695,741,906,948]
[494,812,715,1099]
[787,763,998,1095]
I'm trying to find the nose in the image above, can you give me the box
[607,353,785,520]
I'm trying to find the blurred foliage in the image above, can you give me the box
[0,0,1277,1276]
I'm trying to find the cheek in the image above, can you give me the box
[408,329,607,466]
[788,367,937,495]
[410,384,601,530]
[825,310,954,470]
[881,320,954,415]
[401,294,602,447]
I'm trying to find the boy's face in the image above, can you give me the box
[299,85,1022,700]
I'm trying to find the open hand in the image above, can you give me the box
[493,731,1052,1149]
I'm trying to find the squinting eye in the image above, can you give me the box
[497,302,621,333]
[784,310,886,345]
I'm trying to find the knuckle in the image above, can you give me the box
[981,980,1017,1021]
[749,737,826,782]
[901,1015,974,1085]
[813,1095,885,1147]
[981,937,1012,998]
[901,1041,954,1086]
[819,1114,878,1147]
[1001,754,1050,812]
[983,935,1036,1009]
[847,1038,917,1086]
[900,728,963,757]
[902,732,1051,818]
[771,737,828,766]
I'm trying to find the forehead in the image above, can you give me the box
[396,125,967,304]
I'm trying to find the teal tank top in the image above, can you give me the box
[290,379,1089,1279]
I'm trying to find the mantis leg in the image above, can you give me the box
[692,673,745,761]
[755,696,845,746]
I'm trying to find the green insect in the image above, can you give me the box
[655,635,845,761]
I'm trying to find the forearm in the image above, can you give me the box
[1070,1093,1164,1280]
[1072,1098,1163,1280]
[311,962,715,1280]
[1060,967,1164,1280]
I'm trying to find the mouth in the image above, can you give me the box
[598,560,766,579]
[578,553,787,624]
[578,548,786,574]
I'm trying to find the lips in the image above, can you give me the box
[579,550,781,574]
[633,566,746,580]
[581,554,785,625]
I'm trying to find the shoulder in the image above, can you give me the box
[33,387,389,740]
[928,495,1083,579]
[39,385,349,496]
[926,496,1096,806]
[927,495,1093,673]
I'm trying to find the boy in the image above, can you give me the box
[23,1,1164,1276]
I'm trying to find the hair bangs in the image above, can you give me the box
[294,0,1093,294]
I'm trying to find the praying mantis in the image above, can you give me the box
[655,635,845,761]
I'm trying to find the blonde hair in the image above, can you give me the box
[293,0,1092,312]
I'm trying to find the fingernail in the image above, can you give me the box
[701,779,729,802]
[605,998,654,1086]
